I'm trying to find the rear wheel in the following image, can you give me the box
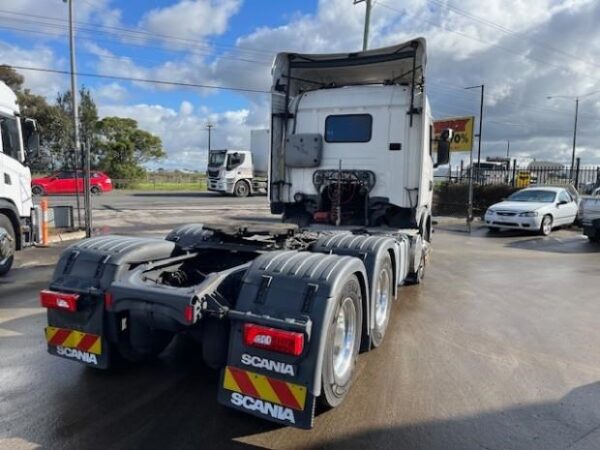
[321,275,363,409]
[233,180,250,198]
[370,255,393,349]
[0,215,16,276]
[31,185,45,196]
[540,215,553,236]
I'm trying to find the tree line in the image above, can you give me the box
[0,65,165,180]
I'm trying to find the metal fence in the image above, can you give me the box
[110,174,207,190]
[435,163,600,194]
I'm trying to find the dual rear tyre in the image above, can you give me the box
[321,253,395,408]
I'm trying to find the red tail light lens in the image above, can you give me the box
[40,290,80,312]
[243,324,304,356]
[104,292,114,310]
[184,305,194,323]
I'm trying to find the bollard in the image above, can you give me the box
[40,199,49,246]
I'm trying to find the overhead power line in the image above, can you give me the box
[7,65,270,94]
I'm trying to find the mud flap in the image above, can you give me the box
[217,250,368,429]
[46,326,111,369]
[218,366,317,428]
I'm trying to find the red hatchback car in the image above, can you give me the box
[32,171,113,195]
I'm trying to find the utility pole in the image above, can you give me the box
[353,0,372,51]
[547,90,600,182]
[66,0,92,237]
[465,84,484,229]
[571,97,579,181]
[206,123,214,151]
[66,0,82,231]
[506,140,510,159]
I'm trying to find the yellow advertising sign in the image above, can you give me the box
[516,171,531,188]
[433,116,475,152]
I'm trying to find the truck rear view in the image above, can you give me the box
[41,38,450,429]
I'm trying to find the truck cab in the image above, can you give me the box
[269,38,448,239]
[206,129,269,197]
[0,81,40,275]
[207,149,254,197]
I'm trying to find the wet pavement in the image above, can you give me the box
[1,225,599,450]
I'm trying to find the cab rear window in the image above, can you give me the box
[325,114,372,143]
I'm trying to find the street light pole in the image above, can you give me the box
[571,97,579,180]
[353,0,372,51]
[206,123,214,151]
[464,84,484,229]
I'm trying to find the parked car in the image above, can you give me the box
[32,171,113,195]
[484,186,578,236]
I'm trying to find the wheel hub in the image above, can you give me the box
[332,297,357,385]
[374,269,390,328]
[0,227,14,264]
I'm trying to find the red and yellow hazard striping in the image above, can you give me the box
[45,327,102,355]
[223,366,307,411]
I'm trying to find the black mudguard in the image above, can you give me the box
[311,233,408,350]
[218,250,368,429]
[46,236,176,369]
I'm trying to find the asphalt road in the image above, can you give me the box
[1,221,600,449]
[37,191,268,211]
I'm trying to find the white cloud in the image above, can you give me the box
[94,82,128,102]
[0,42,66,98]
[139,0,241,42]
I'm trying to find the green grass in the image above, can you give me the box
[118,181,207,191]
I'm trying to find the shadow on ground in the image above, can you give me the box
[307,382,600,450]
[505,234,599,254]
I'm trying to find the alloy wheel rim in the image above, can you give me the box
[543,217,551,234]
[374,269,390,328]
[332,297,357,385]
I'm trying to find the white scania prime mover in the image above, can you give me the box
[0,81,40,275]
[206,129,269,197]
[41,38,450,428]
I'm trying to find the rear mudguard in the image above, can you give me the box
[219,250,369,429]
[311,233,409,350]
[46,236,177,368]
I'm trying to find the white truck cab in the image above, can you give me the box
[270,38,449,238]
[206,129,269,197]
[0,81,40,275]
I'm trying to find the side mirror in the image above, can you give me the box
[22,118,40,162]
[557,200,568,206]
[435,128,452,167]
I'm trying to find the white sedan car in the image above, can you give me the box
[485,186,578,236]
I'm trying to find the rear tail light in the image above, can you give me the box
[40,290,80,312]
[104,292,114,310]
[243,323,304,356]
[184,305,194,323]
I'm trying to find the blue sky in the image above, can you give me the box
[1,0,599,169]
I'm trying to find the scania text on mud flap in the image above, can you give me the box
[41,38,451,428]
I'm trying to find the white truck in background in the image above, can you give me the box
[206,129,269,197]
[0,81,40,275]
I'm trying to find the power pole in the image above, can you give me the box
[354,0,372,51]
[66,0,82,231]
[571,97,579,181]
[465,84,484,229]
[206,123,214,151]
[506,140,510,159]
